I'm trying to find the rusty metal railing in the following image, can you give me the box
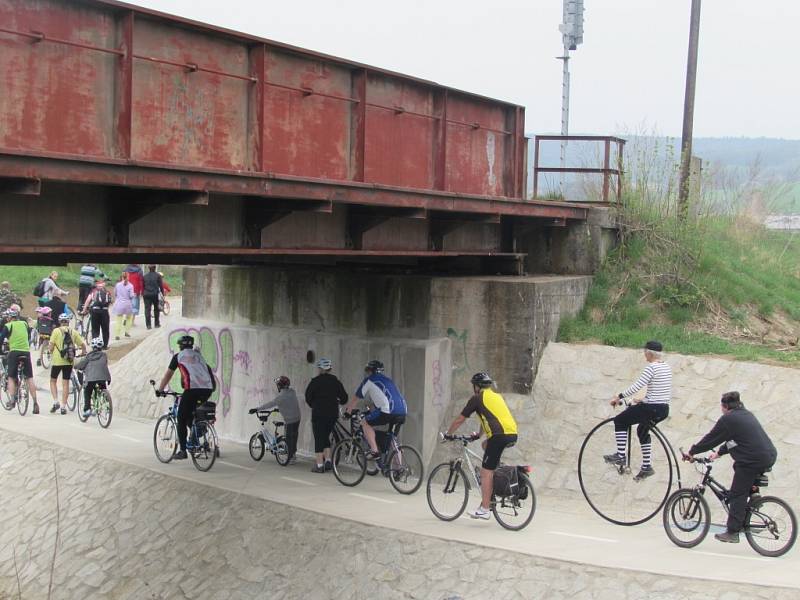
[532,135,626,203]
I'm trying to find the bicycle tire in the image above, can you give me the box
[153,415,178,463]
[249,433,266,461]
[426,462,469,521]
[162,301,171,316]
[40,345,51,370]
[387,444,424,495]
[67,376,78,412]
[332,438,367,487]
[745,496,798,557]
[97,390,112,428]
[578,417,674,526]
[493,474,537,531]
[662,488,710,548]
[191,423,217,472]
[16,379,28,416]
[274,437,290,466]
[0,370,12,411]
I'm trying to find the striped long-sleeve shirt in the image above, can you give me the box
[621,362,672,404]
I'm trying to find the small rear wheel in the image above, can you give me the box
[662,488,710,548]
[493,475,537,531]
[153,415,178,463]
[97,390,112,428]
[426,462,469,521]
[274,437,290,466]
[332,438,367,487]
[745,496,797,557]
[249,433,266,461]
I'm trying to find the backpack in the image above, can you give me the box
[33,278,47,297]
[92,289,111,309]
[60,329,76,362]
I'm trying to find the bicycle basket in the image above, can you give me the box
[195,401,216,423]
[493,465,519,498]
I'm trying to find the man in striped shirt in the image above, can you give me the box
[604,340,672,480]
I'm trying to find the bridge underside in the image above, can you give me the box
[0,152,589,273]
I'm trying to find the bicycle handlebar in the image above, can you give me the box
[149,379,180,398]
[439,432,480,443]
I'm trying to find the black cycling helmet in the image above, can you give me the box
[177,335,195,350]
[470,372,494,388]
[365,359,384,373]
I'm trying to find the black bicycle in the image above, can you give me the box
[578,404,682,526]
[663,454,797,557]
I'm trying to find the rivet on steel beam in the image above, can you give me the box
[30,30,44,43]
[187,63,198,72]
[394,106,405,115]
[301,87,314,96]
[471,122,481,130]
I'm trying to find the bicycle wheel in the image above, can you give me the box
[67,375,78,412]
[153,415,178,463]
[97,390,112,428]
[387,444,424,495]
[578,418,674,526]
[162,300,171,316]
[426,462,469,521]
[662,488,710,548]
[16,380,28,416]
[274,437,290,466]
[745,496,798,557]
[332,438,367,487]
[493,474,537,531]
[0,370,11,411]
[248,433,265,461]
[40,345,51,370]
[191,423,217,472]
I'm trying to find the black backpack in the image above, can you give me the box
[92,289,111,309]
[33,279,47,297]
[60,329,76,362]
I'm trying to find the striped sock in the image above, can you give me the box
[615,431,628,458]
[641,443,652,468]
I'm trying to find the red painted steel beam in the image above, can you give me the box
[114,11,134,159]
[0,152,588,221]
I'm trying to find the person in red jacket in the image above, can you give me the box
[124,264,144,327]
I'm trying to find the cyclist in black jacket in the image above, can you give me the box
[304,358,348,473]
[684,391,777,544]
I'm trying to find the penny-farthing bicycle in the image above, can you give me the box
[578,401,682,525]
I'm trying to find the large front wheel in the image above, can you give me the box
[578,417,674,526]
[332,438,367,487]
[426,462,469,521]
[153,415,178,463]
[745,496,798,557]
[387,444,424,495]
[662,488,710,548]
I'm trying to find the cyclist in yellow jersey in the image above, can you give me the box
[444,372,518,520]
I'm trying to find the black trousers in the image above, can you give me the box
[83,381,107,412]
[312,416,337,453]
[284,421,300,459]
[143,295,160,328]
[178,389,212,451]
[728,463,770,533]
[613,403,669,444]
[90,309,110,348]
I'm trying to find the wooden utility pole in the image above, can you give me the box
[678,0,702,219]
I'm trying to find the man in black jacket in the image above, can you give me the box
[142,265,164,330]
[685,391,777,543]
[304,357,348,473]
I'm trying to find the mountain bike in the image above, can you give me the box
[248,408,290,465]
[427,433,536,531]
[578,402,682,526]
[77,382,112,428]
[331,412,378,476]
[2,354,31,415]
[150,381,218,472]
[663,454,797,557]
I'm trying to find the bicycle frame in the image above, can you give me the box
[254,410,284,452]
[444,440,484,491]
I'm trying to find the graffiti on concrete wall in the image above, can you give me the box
[167,327,234,416]
[233,350,252,375]
[446,327,470,374]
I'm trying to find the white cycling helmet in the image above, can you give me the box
[58,312,71,323]
[90,337,104,350]
[316,357,332,370]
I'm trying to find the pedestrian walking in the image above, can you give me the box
[82,279,112,349]
[124,264,144,327]
[112,272,135,340]
[142,265,164,329]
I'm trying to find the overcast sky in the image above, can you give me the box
[132,0,799,139]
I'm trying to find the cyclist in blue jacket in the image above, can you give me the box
[346,360,407,457]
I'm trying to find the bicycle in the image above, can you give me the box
[0,353,11,411]
[150,380,218,472]
[332,411,424,494]
[67,369,83,413]
[77,382,113,428]
[663,454,797,557]
[248,408,290,466]
[331,412,378,476]
[427,433,536,531]
[158,292,171,316]
[2,354,31,416]
[578,402,682,526]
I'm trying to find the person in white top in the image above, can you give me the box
[604,340,672,480]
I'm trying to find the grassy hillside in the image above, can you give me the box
[558,200,800,365]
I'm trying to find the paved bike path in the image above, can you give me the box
[0,406,797,591]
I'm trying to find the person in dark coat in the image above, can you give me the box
[304,358,348,473]
[142,264,164,330]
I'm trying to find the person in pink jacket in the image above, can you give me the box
[113,272,135,340]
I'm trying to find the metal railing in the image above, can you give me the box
[532,135,626,203]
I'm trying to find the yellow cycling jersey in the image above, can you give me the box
[461,388,518,438]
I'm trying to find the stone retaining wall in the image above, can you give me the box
[0,429,793,600]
